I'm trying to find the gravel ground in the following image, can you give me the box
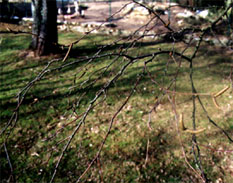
[58,1,184,32]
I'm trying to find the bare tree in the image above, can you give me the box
[1,1,233,183]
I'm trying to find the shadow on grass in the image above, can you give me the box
[1,34,231,127]
[1,33,232,182]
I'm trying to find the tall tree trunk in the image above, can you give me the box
[31,0,58,56]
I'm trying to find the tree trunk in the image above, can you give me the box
[31,0,58,56]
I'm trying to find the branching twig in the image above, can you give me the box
[76,69,143,183]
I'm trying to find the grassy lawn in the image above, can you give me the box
[0,31,233,183]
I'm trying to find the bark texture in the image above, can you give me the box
[31,0,58,56]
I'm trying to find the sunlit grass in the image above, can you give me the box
[0,31,232,182]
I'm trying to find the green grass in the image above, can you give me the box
[0,30,233,183]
